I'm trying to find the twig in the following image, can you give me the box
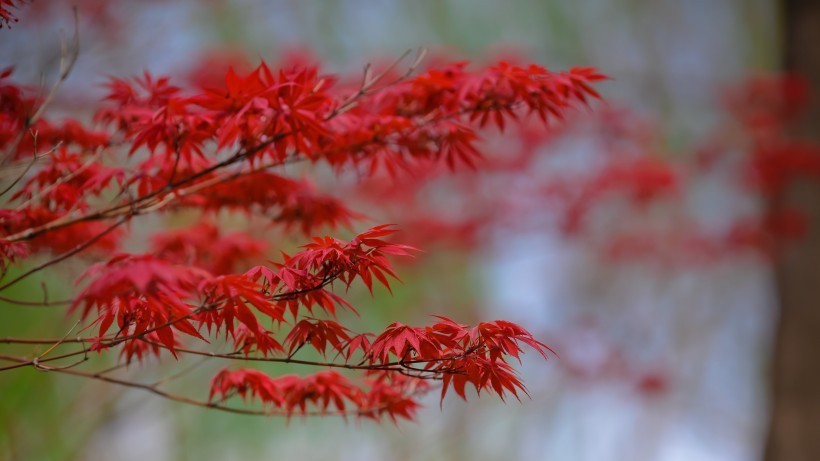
[15,145,99,210]
[328,48,426,118]
[0,8,80,164]
[26,8,80,127]
[13,357,432,418]
[35,320,82,362]
[0,216,127,292]
[0,295,72,307]
[0,132,45,198]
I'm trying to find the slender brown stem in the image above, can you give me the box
[14,145,96,210]
[0,217,127,292]
[0,136,46,198]
[0,354,430,418]
[0,349,89,371]
[0,295,72,307]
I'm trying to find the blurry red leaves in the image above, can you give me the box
[1,69,110,160]
[0,0,25,28]
[0,237,28,269]
[552,156,679,234]
[636,372,668,397]
[151,220,268,275]
[726,74,810,138]
[593,157,679,206]
[12,148,123,212]
[193,172,359,234]
[0,208,122,254]
[322,60,605,173]
[521,74,820,265]
[746,142,820,196]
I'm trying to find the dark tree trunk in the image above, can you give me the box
[764,1,820,460]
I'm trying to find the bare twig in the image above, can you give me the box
[328,48,426,118]
[26,8,80,126]
[0,132,46,198]
[35,320,82,362]
[0,295,72,307]
[1,356,431,418]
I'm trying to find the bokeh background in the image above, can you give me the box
[1,1,786,460]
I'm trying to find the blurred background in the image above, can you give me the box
[1,1,807,460]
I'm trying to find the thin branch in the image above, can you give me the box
[148,356,212,388]
[0,337,85,345]
[14,145,99,210]
[0,295,72,307]
[9,357,430,418]
[0,309,207,369]
[26,8,80,126]
[0,133,46,198]
[139,341,411,373]
[35,320,82,361]
[0,348,90,371]
[0,134,285,243]
[328,48,426,118]
[1,8,80,165]
[0,217,127,292]
[0,333,484,378]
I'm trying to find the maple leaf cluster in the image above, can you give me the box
[0,14,606,422]
[210,369,427,422]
